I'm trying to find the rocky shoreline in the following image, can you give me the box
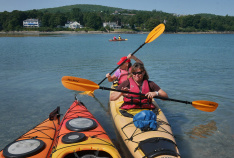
[1,30,234,36]
[0,30,148,35]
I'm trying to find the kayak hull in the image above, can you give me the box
[0,107,60,158]
[51,100,121,158]
[109,85,180,158]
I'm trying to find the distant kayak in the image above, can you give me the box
[109,39,128,41]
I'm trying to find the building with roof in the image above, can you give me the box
[64,21,84,29]
[103,21,121,29]
[23,19,41,27]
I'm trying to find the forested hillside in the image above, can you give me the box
[39,4,121,13]
[0,4,233,32]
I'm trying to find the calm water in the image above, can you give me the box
[0,33,234,157]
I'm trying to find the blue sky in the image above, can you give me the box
[0,0,233,16]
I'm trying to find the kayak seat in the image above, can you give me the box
[119,110,134,118]
[64,150,112,158]
[112,80,119,89]
[119,108,159,118]
[138,137,180,158]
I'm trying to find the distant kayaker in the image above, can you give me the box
[106,54,143,85]
[110,62,168,109]
[113,36,117,40]
[118,35,121,40]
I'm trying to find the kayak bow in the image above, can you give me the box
[51,98,121,158]
[0,107,60,158]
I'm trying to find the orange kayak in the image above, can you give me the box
[0,107,60,158]
[109,39,128,41]
[51,99,121,158]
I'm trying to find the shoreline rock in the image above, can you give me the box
[0,30,234,36]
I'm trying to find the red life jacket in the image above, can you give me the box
[118,67,131,84]
[121,78,155,109]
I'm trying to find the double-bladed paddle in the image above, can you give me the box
[62,76,219,112]
[82,23,165,97]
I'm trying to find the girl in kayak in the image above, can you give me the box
[110,62,168,109]
[106,54,143,85]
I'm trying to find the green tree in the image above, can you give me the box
[41,13,51,27]
[54,13,67,27]
[165,16,178,32]
[26,9,43,19]
[84,13,102,30]
[3,10,27,30]
[193,15,201,29]
[71,8,84,24]
[128,16,137,29]
[199,18,208,30]
[146,18,160,31]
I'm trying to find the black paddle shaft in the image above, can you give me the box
[98,43,146,85]
[99,86,192,105]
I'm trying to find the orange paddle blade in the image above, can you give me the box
[145,24,165,43]
[62,76,99,92]
[192,100,218,112]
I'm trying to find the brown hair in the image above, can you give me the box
[129,62,149,80]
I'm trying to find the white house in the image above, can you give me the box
[64,21,84,29]
[23,19,41,27]
[103,22,121,29]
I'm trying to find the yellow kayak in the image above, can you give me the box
[109,85,180,158]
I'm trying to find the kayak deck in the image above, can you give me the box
[0,107,60,158]
[51,99,121,158]
[109,85,180,158]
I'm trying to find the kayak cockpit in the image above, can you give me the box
[64,150,113,158]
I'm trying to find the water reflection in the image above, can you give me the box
[185,120,217,139]
[93,96,108,112]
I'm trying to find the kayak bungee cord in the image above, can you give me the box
[21,119,57,141]
[1,107,61,158]
[119,108,175,147]
[121,120,174,142]
[52,104,111,147]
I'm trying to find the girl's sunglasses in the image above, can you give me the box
[132,71,143,75]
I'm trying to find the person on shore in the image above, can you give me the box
[110,62,168,109]
[106,54,143,85]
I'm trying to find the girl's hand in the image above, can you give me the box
[106,73,111,78]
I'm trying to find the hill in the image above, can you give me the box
[195,13,222,18]
[39,4,126,13]
[1,4,233,32]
